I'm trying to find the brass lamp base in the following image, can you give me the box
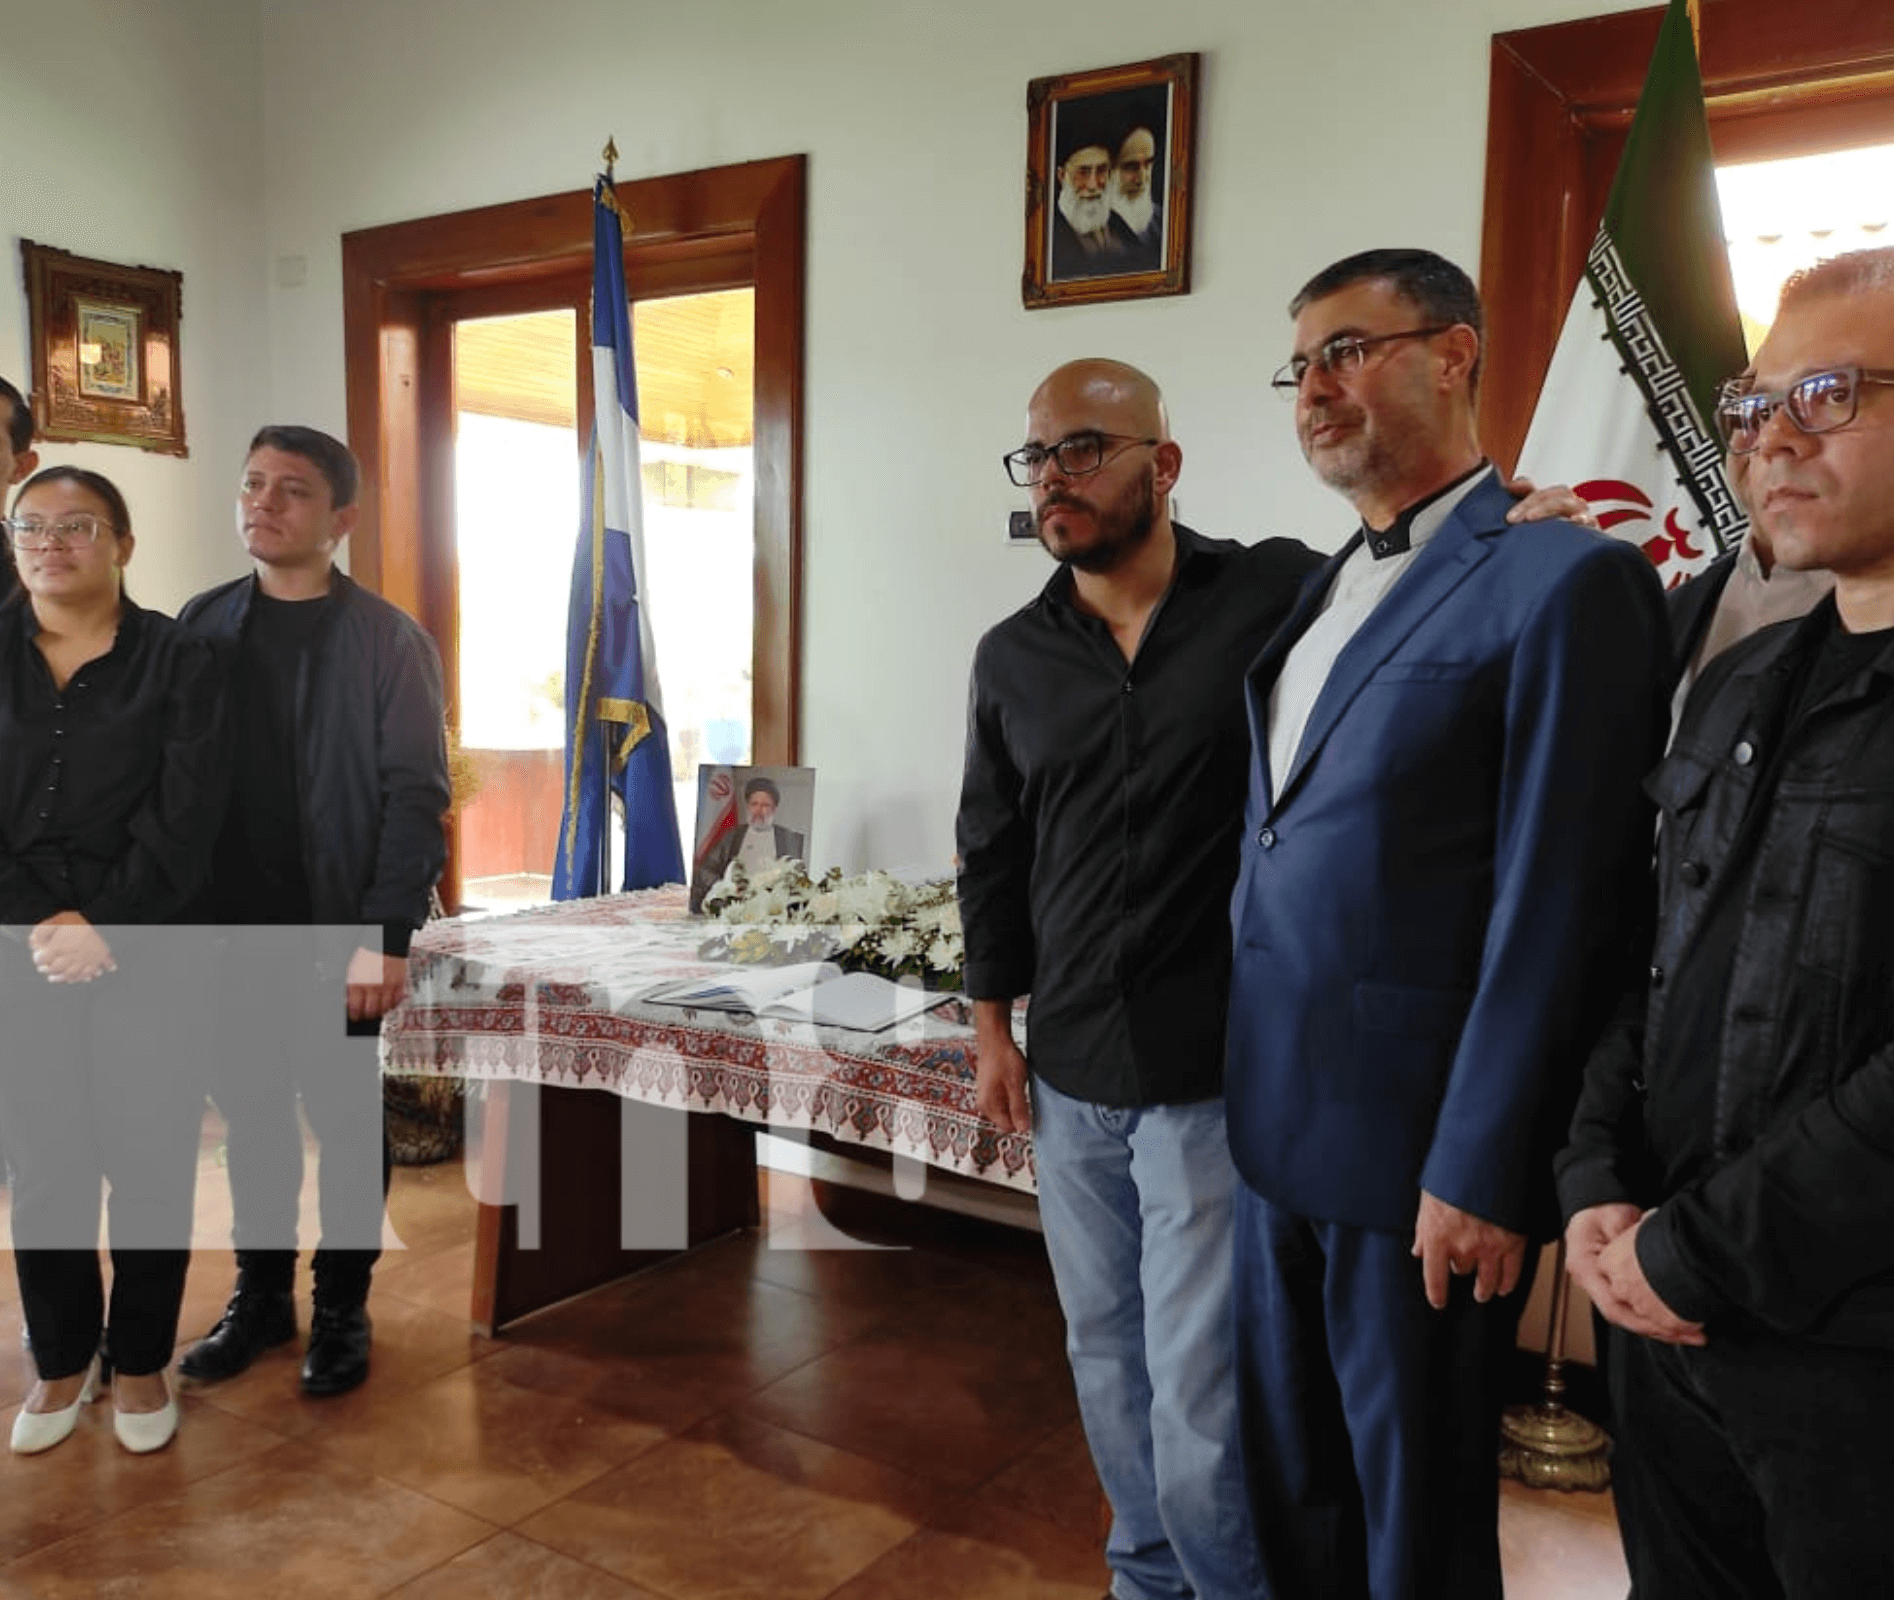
[1498,1399,1612,1492]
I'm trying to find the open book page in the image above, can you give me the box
[758,971,954,1032]
[641,961,839,1013]
[643,963,956,1032]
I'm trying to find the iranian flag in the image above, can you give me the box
[1514,0,1749,587]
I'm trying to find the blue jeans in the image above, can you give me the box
[1032,1076,1261,1600]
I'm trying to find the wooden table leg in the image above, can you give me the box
[469,1082,760,1335]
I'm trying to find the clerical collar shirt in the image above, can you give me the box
[956,525,1322,1107]
[1267,465,1492,797]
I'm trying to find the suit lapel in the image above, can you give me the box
[1271,479,1510,814]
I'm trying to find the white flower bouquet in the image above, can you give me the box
[699,859,964,990]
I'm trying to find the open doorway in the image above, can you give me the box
[1717,140,1894,352]
[450,293,757,911]
[340,156,805,912]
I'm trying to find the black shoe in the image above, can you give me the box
[300,1303,371,1397]
[178,1288,298,1383]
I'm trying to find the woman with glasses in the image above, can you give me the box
[0,467,228,1454]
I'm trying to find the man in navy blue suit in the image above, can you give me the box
[1223,249,1669,1600]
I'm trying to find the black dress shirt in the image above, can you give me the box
[956,524,1323,1106]
[0,594,229,927]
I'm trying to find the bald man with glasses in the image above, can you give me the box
[957,358,1585,1600]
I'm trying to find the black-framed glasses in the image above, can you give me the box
[1002,431,1159,487]
[1270,325,1457,397]
[2,513,113,550]
[1714,366,1894,454]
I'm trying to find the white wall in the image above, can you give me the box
[0,0,268,612]
[7,0,1645,869]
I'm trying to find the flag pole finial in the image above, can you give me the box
[598,138,631,229]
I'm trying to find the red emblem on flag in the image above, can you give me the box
[1575,480,1707,589]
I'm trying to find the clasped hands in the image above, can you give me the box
[1566,1202,1705,1345]
[29,911,115,984]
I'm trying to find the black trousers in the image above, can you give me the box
[204,931,387,1305]
[1606,1320,1894,1599]
[0,931,207,1379]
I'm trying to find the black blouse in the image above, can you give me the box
[0,593,230,927]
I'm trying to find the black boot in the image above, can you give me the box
[300,1297,371,1397]
[178,1259,298,1384]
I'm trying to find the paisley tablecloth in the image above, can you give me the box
[380,886,1035,1192]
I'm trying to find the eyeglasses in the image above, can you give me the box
[2,513,114,550]
[1002,431,1159,487]
[1714,366,1894,454]
[1270,325,1457,397]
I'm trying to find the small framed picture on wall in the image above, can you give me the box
[21,241,187,457]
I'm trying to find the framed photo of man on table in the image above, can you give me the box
[688,764,816,912]
[1023,52,1199,310]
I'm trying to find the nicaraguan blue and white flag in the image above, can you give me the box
[554,175,685,897]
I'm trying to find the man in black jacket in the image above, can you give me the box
[1557,248,1894,1598]
[178,426,449,1398]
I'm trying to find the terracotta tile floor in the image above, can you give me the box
[0,1133,1631,1597]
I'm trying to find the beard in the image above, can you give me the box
[1111,184,1155,239]
[1301,402,1393,497]
[1298,373,1434,507]
[1058,179,1112,240]
[1036,462,1159,574]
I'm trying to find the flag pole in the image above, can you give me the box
[556,134,682,902]
[594,131,629,896]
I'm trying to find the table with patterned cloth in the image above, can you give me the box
[380,886,1033,1330]
[383,884,1033,1188]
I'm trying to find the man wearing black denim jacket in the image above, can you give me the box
[1556,248,1894,1599]
[177,425,448,1399]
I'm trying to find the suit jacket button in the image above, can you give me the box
[1257,827,1277,849]
[1733,740,1755,766]
[1650,963,1665,989]
[1680,860,1708,886]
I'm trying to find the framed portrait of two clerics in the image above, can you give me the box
[1023,52,1199,310]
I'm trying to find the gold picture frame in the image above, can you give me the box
[21,240,187,457]
[1023,53,1199,310]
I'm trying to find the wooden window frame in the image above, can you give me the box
[1479,1,1894,472]
[340,155,806,773]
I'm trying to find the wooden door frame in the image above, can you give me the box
[340,154,807,775]
[1479,1,1894,472]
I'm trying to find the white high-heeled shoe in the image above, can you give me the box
[9,1359,99,1455]
[111,1377,179,1455]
